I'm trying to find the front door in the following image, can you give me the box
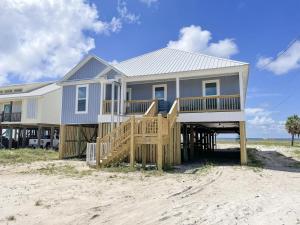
[203,80,220,110]
[153,84,168,112]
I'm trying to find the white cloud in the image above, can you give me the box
[167,25,238,58]
[0,0,136,85]
[256,40,300,75]
[246,107,285,136]
[139,0,158,7]
[109,60,119,65]
[117,0,140,24]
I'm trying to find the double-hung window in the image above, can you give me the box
[76,84,88,113]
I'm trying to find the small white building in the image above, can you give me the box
[0,82,61,148]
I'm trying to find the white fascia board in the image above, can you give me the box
[58,79,100,86]
[123,64,248,82]
[178,111,245,123]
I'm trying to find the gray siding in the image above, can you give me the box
[180,75,239,97]
[127,81,176,104]
[67,58,107,81]
[61,83,101,124]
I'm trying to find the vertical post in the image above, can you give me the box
[130,116,135,167]
[142,144,147,169]
[76,125,81,156]
[8,126,12,149]
[239,121,247,165]
[168,123,174,166]
[176,122,181,165]
[182,124,188,162]
[176,77,180,110]
[239,70,244,110]
[120,79,126,115]
[111,82,115,130]
[190,126,194,161]
[99,82,104,116]
[59,125,66,159]
[37,126,42,148]
[22,127,26,148]
[96,137,101,168]
[157,114,163,170]
[117,84,121,126]
[50,127,54,149]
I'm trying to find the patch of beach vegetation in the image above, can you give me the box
[22,163,93,177]
[0,148,58,165]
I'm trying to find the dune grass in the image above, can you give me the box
[0,148,58,165]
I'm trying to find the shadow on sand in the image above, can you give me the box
[173,148,300,173]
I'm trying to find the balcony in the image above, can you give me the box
[0,112,22,122]
[102,100,155,115]
[178,95,240,113]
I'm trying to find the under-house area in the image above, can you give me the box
[179,121,247,165]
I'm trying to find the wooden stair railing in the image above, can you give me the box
[144,99,158,117]
[94,99,176,169]
[96,118,132,167]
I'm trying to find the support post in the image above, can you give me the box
[142,144,147,169]
[176,77,180,110]
[239,121,247,165]
[99,82,104,116]
[111,82,115,130]
[37,126,42,148]
[22,127,26,148]
[157,114,163,170]
[176,122,181,165]
[59,125,66,159]
[182,124,188,162]
[130,116,135,167]
[190,126,194,160]
[8,126,12,149]
[50,127,54,149]
[76,125,81,156]
[96,137,101,168]
[117,84,121,126]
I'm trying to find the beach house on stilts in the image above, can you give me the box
[58,48,249,169]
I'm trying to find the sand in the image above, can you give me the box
[0,145,300,225]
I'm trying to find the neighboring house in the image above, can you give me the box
[0,82,61,148]
[58,48,249,169]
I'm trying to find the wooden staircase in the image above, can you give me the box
[94,99,180,169]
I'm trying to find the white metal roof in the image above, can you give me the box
[0,83,60,100]
[114,48,248,76]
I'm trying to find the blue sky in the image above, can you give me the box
[1,0,300,138]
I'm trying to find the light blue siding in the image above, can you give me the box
[180,75,239,97]
[127,81,176,104]
[67,58,107,81]
[61,83,100,124]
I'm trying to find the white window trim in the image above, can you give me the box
[152,84,167,101]
[202,80,220,96]
[75,84,89,114]
[126,88,132,101]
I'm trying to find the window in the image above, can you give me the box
[76,84,88,113]
[153,84,167,101]
[203,80,220,96]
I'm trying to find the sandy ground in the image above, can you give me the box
[0,145,300,225]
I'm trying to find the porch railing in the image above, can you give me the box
[125,100,154,114]
[178,95,240,113]
[102,100,118,114]
[0,112,22,122]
